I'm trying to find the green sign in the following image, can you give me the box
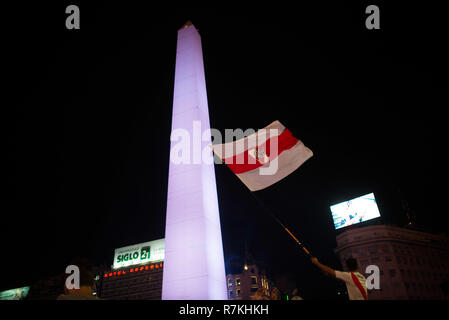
[140,246,150,260]
[116,246,151,263]
[113,239,164,269]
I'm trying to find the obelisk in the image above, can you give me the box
[162,21,227,300]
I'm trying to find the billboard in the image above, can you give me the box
[0,286,30,300]
[113,238,164,269]
[330,193,381,230]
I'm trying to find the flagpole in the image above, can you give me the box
[248,191,312,257]
[215,150,312,257]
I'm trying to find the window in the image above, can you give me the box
[228,278,233,287]
[389,269,396,278]
[236,278,241,286]
[368,246,378,254]
[250,287,258,293]
[264,279,269,289]
[229,290,234,298]
[236,289,241,296]
[251,276,257,285]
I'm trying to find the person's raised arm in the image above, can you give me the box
[310,257,336,278]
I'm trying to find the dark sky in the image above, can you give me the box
[2,2,447,299]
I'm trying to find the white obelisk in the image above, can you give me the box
[162,21,227,300]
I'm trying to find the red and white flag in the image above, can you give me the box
[211,121,313,191]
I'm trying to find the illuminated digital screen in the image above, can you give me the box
[330,193,381,230]
[0,286,30,300]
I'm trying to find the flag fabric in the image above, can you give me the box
[211,120,313,191]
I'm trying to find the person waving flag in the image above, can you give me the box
[311,257,368,300]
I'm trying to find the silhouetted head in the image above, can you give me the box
[345,258,359,272]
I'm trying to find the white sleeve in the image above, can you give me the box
[335,271,352,283]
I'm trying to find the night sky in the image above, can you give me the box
[2,2,447,299]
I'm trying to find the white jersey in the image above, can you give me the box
[335,271,367,300]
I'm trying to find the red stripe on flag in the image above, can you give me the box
[223,129,299,174]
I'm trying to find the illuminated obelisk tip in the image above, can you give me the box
[161,21,228,300]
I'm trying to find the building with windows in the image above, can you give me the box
[334,224,449,300]
[96,261,163,300]
[226,263,271,300]
[95,239,164,300]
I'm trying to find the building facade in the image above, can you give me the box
[95,239,165,300]
[96,261,163,300]
[226,264,271,300]
[334,224,449,300]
